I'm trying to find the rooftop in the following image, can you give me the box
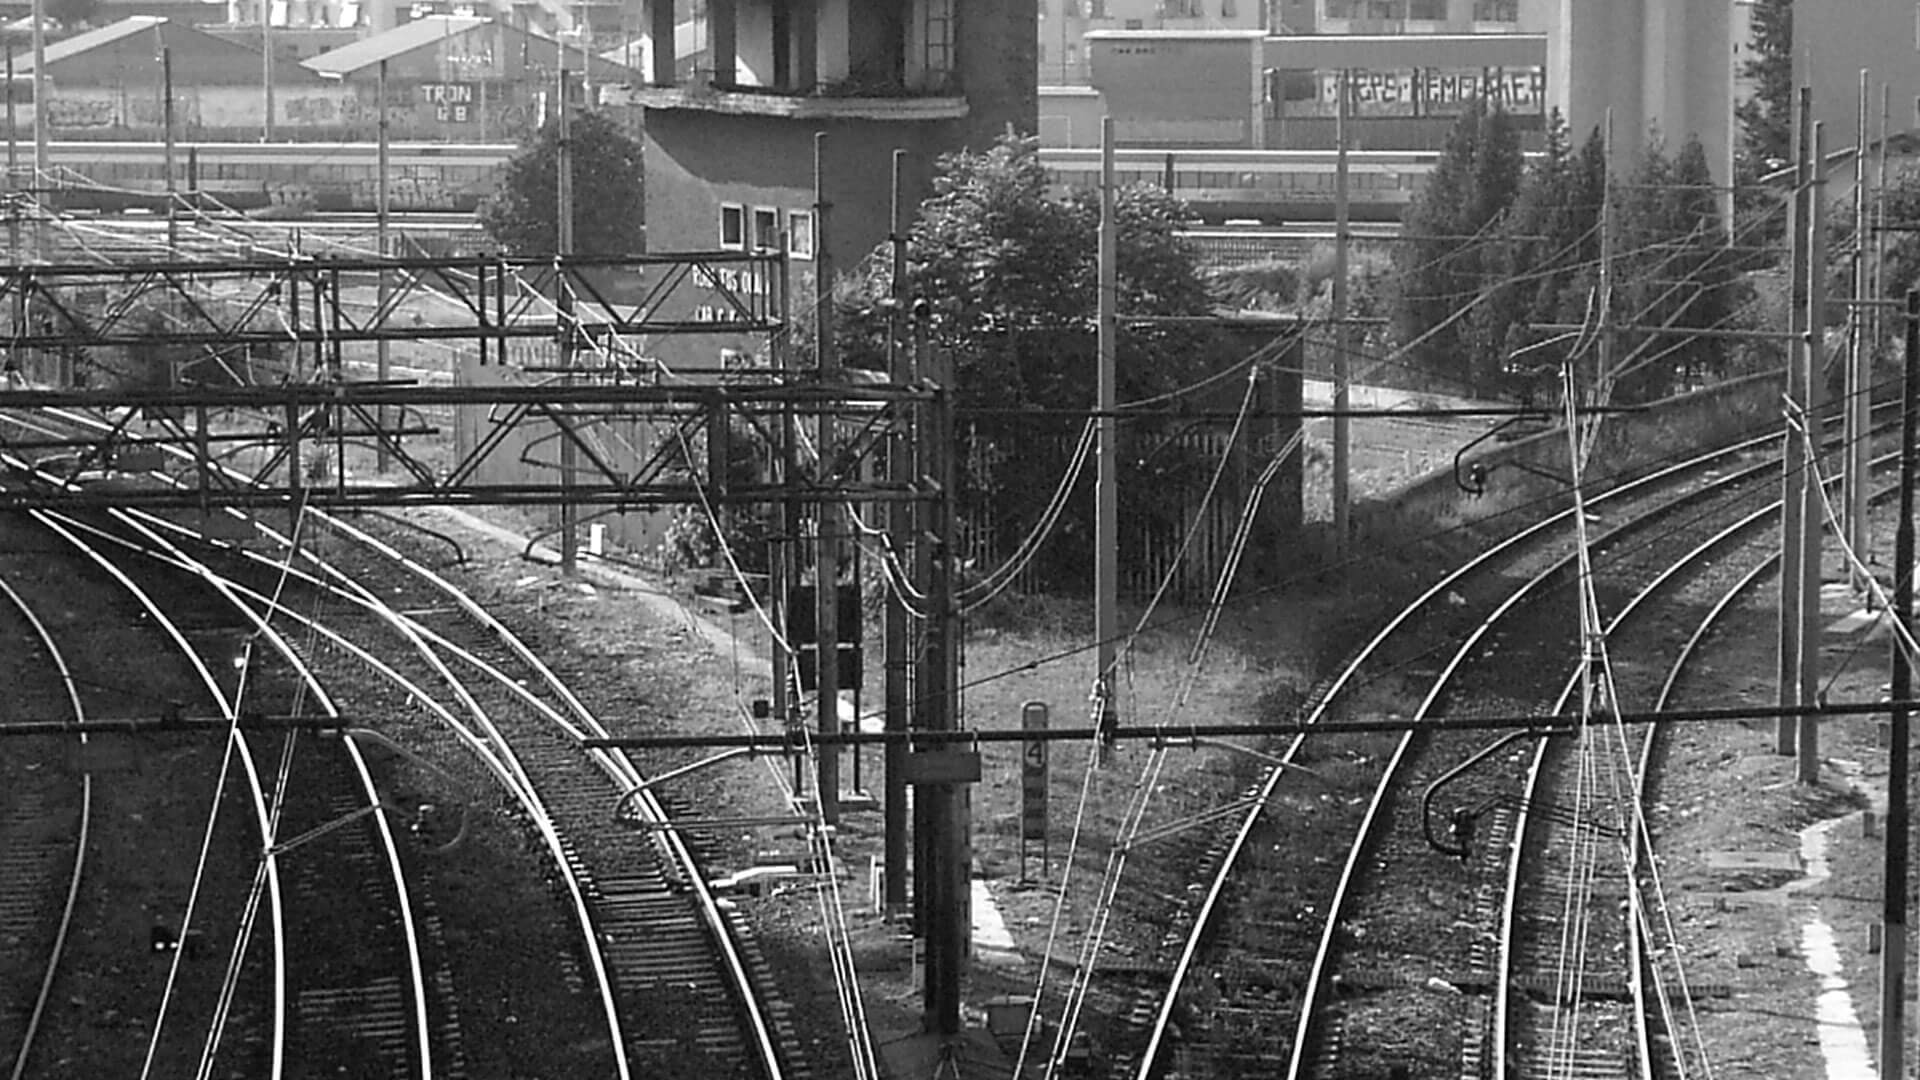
[300,13,486,77]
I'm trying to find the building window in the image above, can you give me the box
[1408,0,1442,17]
[720,204,744,249]
[1089,0,1105,16]
[788,210,815,260]
[752,207,780,252]
[1221,0,1235,16]
[1472,0,1518,21]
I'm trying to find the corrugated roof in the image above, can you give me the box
[16,15,167,72]
[301,14,487,77]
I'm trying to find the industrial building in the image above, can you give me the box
[1041,0,1734,185]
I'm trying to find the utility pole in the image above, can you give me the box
[882,148,910,911]
[161,46,176,255]
[1880,287,1917,1080]
[7,49,18,268]
[1799,120,1829,786]
[916,296,965,1037]
[556,54,577,576]
[1597,109,1614,396]
[29,0,44,191]
[262,0,275,141]
[1094,115,1119,747]
[813,130,841,825]
[375,59,390,472]
[1778,87,1813,757]
[1847,70,1871,591]
[1331,67,1351,567]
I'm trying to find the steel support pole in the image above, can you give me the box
[1778,87,1813,756]
[919,319,963,1037]
[882,149,910,911]
[161,47,176,255]
[376,59,391,472]
[1094,115,1118,746]
[1849,70,1872,591]
[1880,288,1918,1080]
[262,3,274,140]
[556,57,577,576]
[6,48,16,265]
[813,130,840,825]
[1799,120,1829,785]
[1332,68,1351,567]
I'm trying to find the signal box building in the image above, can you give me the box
[610,0,1037,344]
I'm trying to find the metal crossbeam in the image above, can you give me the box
[0,251,785,349]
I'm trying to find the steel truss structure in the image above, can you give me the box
[0,251,933,513]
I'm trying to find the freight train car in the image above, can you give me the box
[1039,147,1443,225]
[38,141,519,214]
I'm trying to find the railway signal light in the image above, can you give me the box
[149,924,204,959]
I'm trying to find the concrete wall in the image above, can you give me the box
[641,109,953,288]
[17,77,552,139]
[1795,1,1919,160]
[958,0,1039,148]
[1544,0,1730,176]
[1357,371,1785,545]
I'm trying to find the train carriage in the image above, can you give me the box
[39,140,518,214]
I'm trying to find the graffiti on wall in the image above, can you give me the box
[47,98,116,128]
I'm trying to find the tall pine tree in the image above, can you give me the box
[1611,135,1734,403]
[1393,98,1525,394]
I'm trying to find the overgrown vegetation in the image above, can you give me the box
[1392,105,1744,404]
[477,110,646,257]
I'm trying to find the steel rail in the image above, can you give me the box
[1510,502,1780,1079]
[62,502,633,1074]
[109,510,437,1079]
[25,509,287,1080]
[1497,456,1905,1079]
[1283,410,1903,1076]
[0,577,93,1080]
[1127,394,1891,1078]
[309,510,795,1080]
[1132,417,1785,1077]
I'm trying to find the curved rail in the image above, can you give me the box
[1496,502,1779,1079]
[0,577,94,1080]
[307,511,794,1078]
[1134,428,1790,1075]
[14,400,796,1078]
[1491,462,1907,1078]
[112,511,437,1079]
[27,510,288,1080]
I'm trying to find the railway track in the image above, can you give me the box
[0,400,813,1078]
[1119,399,1900,1080]
[0,577,92,1080]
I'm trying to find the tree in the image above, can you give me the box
[1732,0,1791,251]
[477,110,645,257]
[1482,117,1607,397]
[1735,0,1792,172]
[834,132,1216,410]
[827,132,1228,590]
[1392,98,1525,393]
[1609,135,1737,402]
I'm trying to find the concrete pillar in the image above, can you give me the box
[649,0,675,85]
[711,0,735,87]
